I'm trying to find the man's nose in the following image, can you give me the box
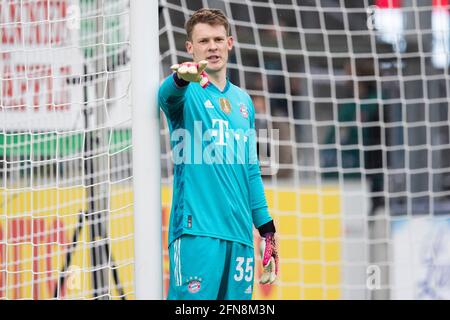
[208,40,218,51]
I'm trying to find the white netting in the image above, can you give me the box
[0,0,133,299]
[159,0,450,299]
[2,0,450,300]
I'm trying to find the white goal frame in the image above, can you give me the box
[130,0,162,300]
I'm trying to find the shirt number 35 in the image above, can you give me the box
[234,257,254,282]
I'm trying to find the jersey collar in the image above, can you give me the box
[207,78,230,94]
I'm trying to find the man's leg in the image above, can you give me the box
[220,241,255,300]
[167,235,226,300]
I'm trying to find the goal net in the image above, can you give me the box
[2,0,450,300]
[1,0,133,299]
[159,0,450,300]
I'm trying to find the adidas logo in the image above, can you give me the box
[204,100,214,109]
[245,285,252,294]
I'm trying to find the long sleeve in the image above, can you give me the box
[248,99,272,228]
[158,73,189,121]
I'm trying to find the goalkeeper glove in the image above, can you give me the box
[259,232,279,285]
[170,60,209,88]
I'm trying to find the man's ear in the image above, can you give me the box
[186,40,193,54]
[227,36,234,50]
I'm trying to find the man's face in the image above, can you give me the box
[186,23,233,74]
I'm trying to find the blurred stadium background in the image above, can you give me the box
[1,0,450,299]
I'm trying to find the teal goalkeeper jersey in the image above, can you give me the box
[158,74,272,248]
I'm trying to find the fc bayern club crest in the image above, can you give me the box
[186,276,203,294]
[219,98,232,114]
[240,104,248,118]
[188,279,201,293]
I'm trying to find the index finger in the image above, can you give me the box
[197,60,208,73]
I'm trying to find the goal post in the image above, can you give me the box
[130,0,163,300]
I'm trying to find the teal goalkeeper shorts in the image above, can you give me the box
[167,234,255,300]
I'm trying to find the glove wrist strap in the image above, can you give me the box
[258,220,276,237]
[172,72,189,87]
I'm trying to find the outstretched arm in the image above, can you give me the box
[158,60,209,120]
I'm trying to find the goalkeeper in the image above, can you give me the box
[159,8,278,300]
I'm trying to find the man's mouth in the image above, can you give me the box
[207,55,220,63]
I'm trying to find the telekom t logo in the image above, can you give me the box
[211,119,229,146]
